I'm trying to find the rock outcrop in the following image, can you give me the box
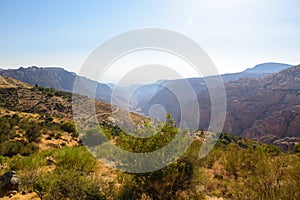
[0,171,19,197]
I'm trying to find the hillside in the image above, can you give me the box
[132,62,293,113]
[227,66,300,147]
[0,75,146,148]
[0,76,31,89]
[1,64,292,115]
[0,66,112,103]
[0,76,299,200]
[140,65,300,149]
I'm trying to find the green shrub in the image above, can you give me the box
[0,155,9,164]
[54,147,98,172]
[34,169,106,200]
[82,128,107,147]
[117,114,202,199]
[25,123,42,143]
[0,141,39,157]
[262,144,281,156]
[45,115,54,123]
[60,121,78,138]
[10,153,47,171]
[0,141,23,157]
[293,143,300,153]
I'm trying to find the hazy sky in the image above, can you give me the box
[0,0,299,81]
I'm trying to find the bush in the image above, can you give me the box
[34,169,106,200]
[55,132,62,139]
[82,128,107,147]
[293,143,300,154]
[0,141,39,157]
[54,147,98,172]
[60,121,78,138]
[25,123,42,143]
[263,144,281,156]
[10,152,47,171]
[117,114,202,199]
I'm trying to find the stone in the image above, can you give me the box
[46,156,56,165]
[0,171,19,197]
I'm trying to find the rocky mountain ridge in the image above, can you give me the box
[139,65,300,149]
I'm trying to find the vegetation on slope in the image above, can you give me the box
[1,113,299,200]
[0,77,299,199]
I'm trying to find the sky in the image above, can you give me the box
[0,0,299,83]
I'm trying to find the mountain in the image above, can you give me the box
[0,77,299,200]
[129,62,293,112]
[139,65,300,149]
[0,75,146,127]
[0,66,113,103]
[128,83,165,112]
[1,63,291,112]
[243,62,293,73]
[209,66,300,149]
[1,63,298,150]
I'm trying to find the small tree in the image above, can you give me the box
[25,123,42,143]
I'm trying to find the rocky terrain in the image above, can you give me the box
[216,65,300,149]
[131,62,292,112]
[0,69,299,199]
[140,65,300,150]
[0,75,146,126]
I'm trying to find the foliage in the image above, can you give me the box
[82,127,107,147]
[293,143,300,153]
[202,142,300,199]
[0,141,38,157]
[116,114,203,199]
[0,111,299,199]
[60,121,79,138]
[8,147,106,200]
[24,122,42,143]
[34,169,106,200]
[53,146,98,172]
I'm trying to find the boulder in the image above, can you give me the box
[0,171,19,197]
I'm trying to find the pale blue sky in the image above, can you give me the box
[0,0,299,77]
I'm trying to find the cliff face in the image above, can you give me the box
[218,66,300,149]
[138,66,300,149]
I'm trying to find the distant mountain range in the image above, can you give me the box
[0,62,292,106]
[0,62,298,148]
[243,62,293,73]
[139,64,299,149]
[134,63,293,113]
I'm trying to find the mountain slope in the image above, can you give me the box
[138,65,300,149]
[205,65,300,149]
[131,62,293,112]
[0,66,112,103]
[0,75,146,126]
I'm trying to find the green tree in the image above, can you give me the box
[25,122,42,143]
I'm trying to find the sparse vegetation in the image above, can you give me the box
[60,121,78,138]
[293,143,300,153]
[0,113,299,199]
[0,82,299,199]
